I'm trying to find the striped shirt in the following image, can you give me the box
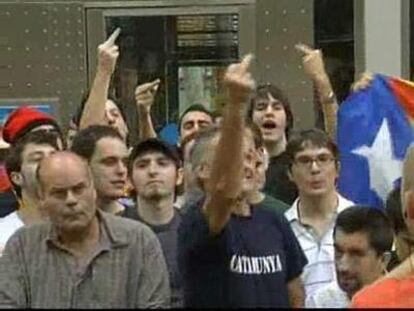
[0,211,170,308]
[285,194,353,298]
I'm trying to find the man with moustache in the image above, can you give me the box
[306,206,393,308]
[352,146,414,307]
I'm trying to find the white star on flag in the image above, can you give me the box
[352,119,402,202]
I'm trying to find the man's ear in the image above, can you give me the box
[10,172,23,187]
[176,167,184,187]
[287,168,294,182]
[196,163,211,181]
[336,160,341,175]
[403,190,414,220]
[381,251,392,272]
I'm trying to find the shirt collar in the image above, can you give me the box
[284,193,353,223]
[46,209,129,249]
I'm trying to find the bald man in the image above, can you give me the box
[0,151,170,308]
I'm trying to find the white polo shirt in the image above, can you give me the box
[284,194,354,298]
[305,281,350,308]
[0,211,24,257]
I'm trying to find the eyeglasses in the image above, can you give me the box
[293,154,335,170]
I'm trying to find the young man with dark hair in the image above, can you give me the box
[124,138,183,307]
[0,151,170,308]
[0,130,60,256]
[352,146,414,307]
[247,83,298,205]
[178,55,307,308]
[2,106,63,146]
[307,206,393,308]
[71,125,129,215]
[0,106,65,217]
[284,128,354,298]
[177,104,213,144]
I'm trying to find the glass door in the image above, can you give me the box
[86,4,255,144]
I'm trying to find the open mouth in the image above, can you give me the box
[262,120,277,130]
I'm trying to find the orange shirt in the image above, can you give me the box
[352,277,414,308]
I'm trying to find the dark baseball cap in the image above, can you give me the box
[129,138,182,172]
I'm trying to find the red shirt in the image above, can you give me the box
[352,277,414,308]
[0,164,11,192]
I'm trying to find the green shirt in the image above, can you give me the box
[253,194,291,214]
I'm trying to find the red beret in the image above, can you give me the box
[3,106,58,145]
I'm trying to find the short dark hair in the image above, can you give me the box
[178,104,213,134]
[247,83,294,138]
[334,205,394,255]
[285,128,339,169]
[385,186,406,234]
[6,130,60,198]
[71,125,124,161]
[128,138,181,176]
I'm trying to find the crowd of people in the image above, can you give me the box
[1,28,414,308]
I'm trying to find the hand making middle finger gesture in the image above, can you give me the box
[295,43,326,79]
[97,28,121,75]
[224,54,256,104]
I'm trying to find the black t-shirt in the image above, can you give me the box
[122,206,183,308]
[264,151,298,205]
[0,190,18,218]
[178,198,307,308]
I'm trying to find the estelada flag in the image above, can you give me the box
[337,74,414,209]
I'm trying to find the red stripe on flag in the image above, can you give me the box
[389,78,414,119]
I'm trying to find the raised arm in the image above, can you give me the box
[135,79,160,140]
[79,28,120,130]
[202,54,255,236]
[296,43,338,140]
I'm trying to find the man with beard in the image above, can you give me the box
[71,125,129,215]
[124,138,183,307]
[306,206,393,307]
[352,146,414,307]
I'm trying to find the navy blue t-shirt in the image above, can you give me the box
[178,199,307,308]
